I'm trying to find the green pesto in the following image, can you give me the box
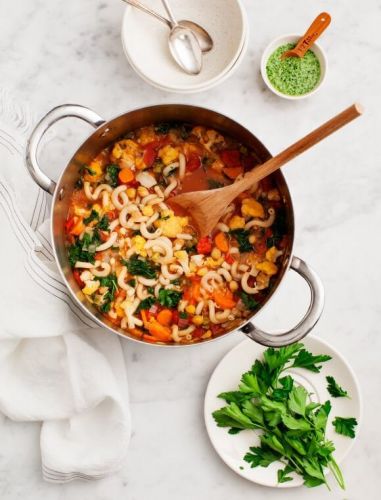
[266,43,321,96]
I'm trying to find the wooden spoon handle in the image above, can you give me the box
[293,12,331,58]
[240,103,363,190]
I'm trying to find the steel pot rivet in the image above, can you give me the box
[58,187,65,200]
[100,127,110,137]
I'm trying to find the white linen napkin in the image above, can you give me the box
[0,89,131,482]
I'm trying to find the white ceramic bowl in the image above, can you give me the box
[260,34,328,100]
[121,0,247,93]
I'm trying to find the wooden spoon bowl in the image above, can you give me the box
[171,104,363,236]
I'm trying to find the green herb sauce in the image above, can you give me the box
[266,43,321,96]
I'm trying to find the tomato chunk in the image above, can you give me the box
[186,153,201,172]
[220,149,241,168]
[197,236,212,255]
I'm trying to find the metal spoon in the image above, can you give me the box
[158,0,202,74]
[123,0,213,52]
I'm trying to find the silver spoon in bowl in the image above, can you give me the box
[159,0,202,74]
[123,0,213,53]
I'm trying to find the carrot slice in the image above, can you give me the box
[214,289,236,309]
[147,321,172,342]
[141,310,150,329]
[214,232,229,253]
[223,167,243,179]
[118,167,135,184]
[157,309,173,327]
[70,218,85,236]
[129,328,144,337]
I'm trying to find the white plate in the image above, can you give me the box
[204,335,362,488]
[121,0,247,92]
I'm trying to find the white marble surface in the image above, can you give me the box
[1,0,380,498]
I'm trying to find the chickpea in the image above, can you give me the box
[211,247,221,260]
[229,281,239,292]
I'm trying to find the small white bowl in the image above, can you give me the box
[260,34,328,100]
[121,0,247,93]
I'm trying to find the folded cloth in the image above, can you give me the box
[0,89,131,482]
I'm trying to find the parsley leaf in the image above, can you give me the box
[105,164,120,187]
[207,178,224,190]
[229,229,252,252]
[84,209,99,224]
[240,292,259,311]
[68,230,100,267]
[96,274,117,313]
[137,296,156,312]
[332,417,358,438]
[326,376,349,398]
[97,215,110,231]
[158,289,182,308]
[292,349,332,373]
[122,255,158,279]
[154,122,171,134]
[244,446,280,468]
[277,465,294,484]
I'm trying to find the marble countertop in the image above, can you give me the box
[1,0,380,498]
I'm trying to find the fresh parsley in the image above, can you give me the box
[154,122,171,134]
[207,178,224,190]
[84,210,99,225]
[105,164,120,187]
[122,255,158,279]
[137,296,156,312]
[229,229,252,252]
[212,342,346,490]
[240,292,259,311]
[332,417,358,438]
[158,289,182,308]
[326,376,349,398]
[97,215,110,231]
[96,274,117,313]
[292,349,332,373]
[68,231,100,267]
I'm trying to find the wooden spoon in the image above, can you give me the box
[170,104,363,237]
[281,12,331,60]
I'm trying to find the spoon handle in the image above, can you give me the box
[293,12,331,58]
[123,0,172,28]
[239,103,363,191]
[160,0,178,26]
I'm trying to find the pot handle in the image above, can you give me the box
[25,104,106,195]
[240,256,324,347]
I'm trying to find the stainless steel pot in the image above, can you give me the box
[25,103,324,347]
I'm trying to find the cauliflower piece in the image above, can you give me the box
[229,215,246,230]
[174,250,190,274]
[241,198,265,219]
[112,140,140,167]
[204,129,224,151]
[158,145,179,165]
[190,254,205,267]
[83,161,103,182]
[157,215,188,238]
[82,280,100,296]
[131,235,147,256]
[266,246,283,263]
[256,261,278,276]
[267,189,281,201]
[138,126,157,146]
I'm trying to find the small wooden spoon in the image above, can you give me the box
[281,12,331,60]
[170,104,363,237]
